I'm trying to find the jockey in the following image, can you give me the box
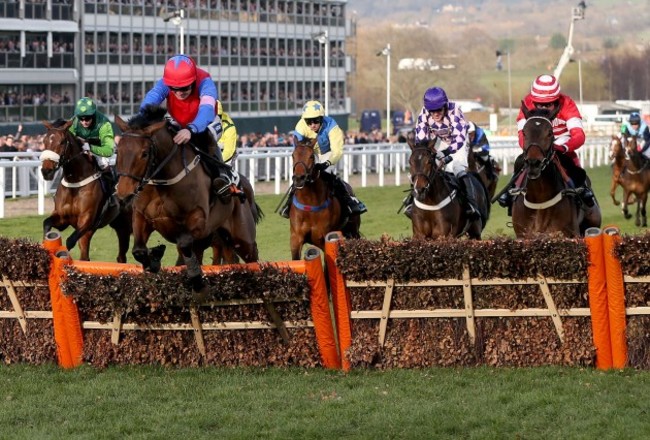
[468,121,498,180]
[403,86,480,220]
[70,97,115,191]
[216,99,238,164]
[279,100,367,218]
[620,112,650,157]
[497,74,596,211]
[139,54,237,194]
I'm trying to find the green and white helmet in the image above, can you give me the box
[74,97,97,117]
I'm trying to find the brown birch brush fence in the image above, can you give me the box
[333,228,650,370]
[2,227,650,370]
[1,233,338,369]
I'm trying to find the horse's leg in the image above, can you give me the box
[622,188,632,219]
[290,231,303,261]
[131,213,159,271]
[641,193,648,227]
[177,233,205,293]
[228,201,259,263]
[610,174,620,206]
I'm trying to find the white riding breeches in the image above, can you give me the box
[436,139,469,176]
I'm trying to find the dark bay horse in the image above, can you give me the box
[114,106,260,292]
[619,135,650,227]
[407,133,488,240]
[512,106,601,238]
[40,119,132,262]
[289,136,360,260]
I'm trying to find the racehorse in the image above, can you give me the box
[609,135,629,206]
[114,106,260,292]
[40,119,132,262]
[406,132,488,240]
[289,135,360,260]
[619,135,650,227]
[512,105,601,238]
[468,147,501,201]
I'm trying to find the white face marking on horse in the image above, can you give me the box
[535,121,542,126]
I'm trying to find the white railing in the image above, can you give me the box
[0,137,613,218]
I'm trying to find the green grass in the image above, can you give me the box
[2,166,650,438]
[1,364,650,438]
[0,165,645,263]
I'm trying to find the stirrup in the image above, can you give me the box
[404,204,413,219]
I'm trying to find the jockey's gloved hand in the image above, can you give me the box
[315,161,331,172]
[553,144,569,153]
[82,142,91,152]
[435,149,450,161]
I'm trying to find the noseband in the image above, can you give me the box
[292,147,316,189]
[523,116,555,175]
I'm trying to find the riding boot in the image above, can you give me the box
[460,174,480,220]
[579,186,596,207]
[280,187,295,219]
[403,192,414,219]
[332,175,367,215]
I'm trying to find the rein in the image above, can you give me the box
[41,128,99,187]
[118,131,191,195]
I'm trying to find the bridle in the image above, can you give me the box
[41,127,87,171]
[409,146,444,194]
[117,130,181,196]
[292,145,317,190]
[523,115,555,178]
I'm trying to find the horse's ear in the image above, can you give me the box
[115,115,129,132]
[549,104,560,121]
[405,131,416,150]
[63,119,73,130]
[42,120,52,130]
[143,120,167,136]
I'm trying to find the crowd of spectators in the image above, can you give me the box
[0,125,391,158]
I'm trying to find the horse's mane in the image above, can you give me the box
[51,118,68,128]
[127,105,168,129]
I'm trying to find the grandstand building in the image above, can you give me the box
[0,0,352,134]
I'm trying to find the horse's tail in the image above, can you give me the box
[253,202,264,224]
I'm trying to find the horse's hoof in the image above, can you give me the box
[191,286,209,304]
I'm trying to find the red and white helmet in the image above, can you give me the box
[163,55,197,88]
[530,74,561,103]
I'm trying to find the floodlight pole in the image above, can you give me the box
[378,44,391,140]
[312,31,329,115]
[554,4,585,79]
[164,9,185,55]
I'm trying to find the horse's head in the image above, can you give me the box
[610,135,624,162]
[521,103,559,180]
[291,135,318,189]
[40,118,76,180]
[114,107,169,204]
[406,131,442,200]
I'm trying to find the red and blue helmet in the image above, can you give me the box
[163,55,197,88]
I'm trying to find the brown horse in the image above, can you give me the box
[619,135,650,227]
[289,136,360,260]
[468,147,501,201]
[114,106,260,292]
[407,133,488,240]
[40,119,132,262]
[609,135,629,206]
[512,106,601,238]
